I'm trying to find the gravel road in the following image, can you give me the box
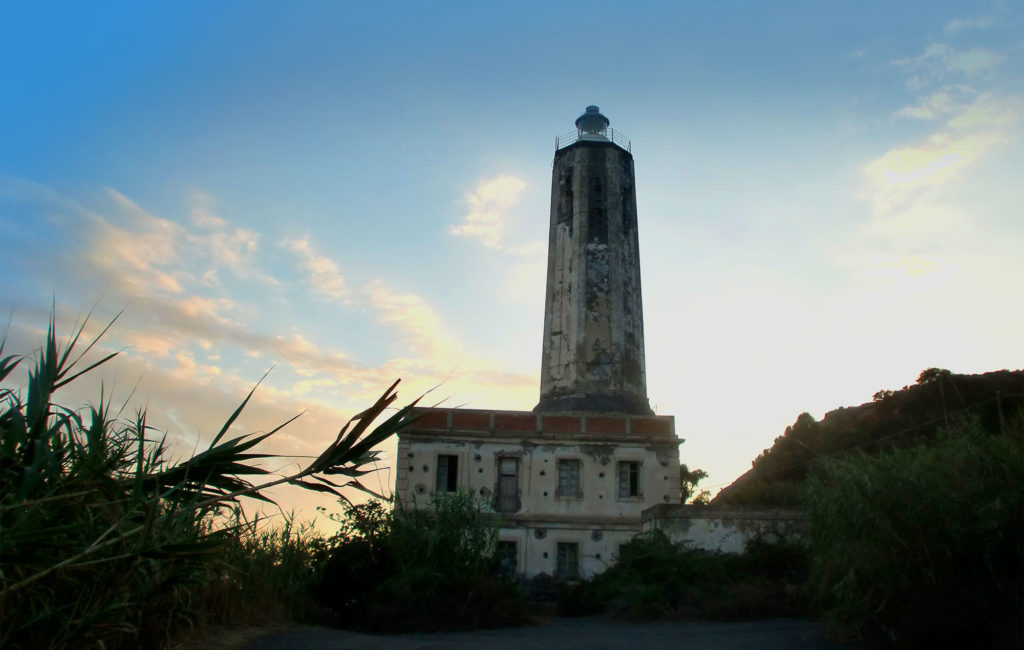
[244,617,853,649]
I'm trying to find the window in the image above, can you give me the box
[557,459,581,498]
[556,542,579,581]
[497,540,518,578]
[435,454,458,492]
[617,460,640,498]
[496,457,519,512]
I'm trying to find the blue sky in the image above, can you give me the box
[2,1,1022,513]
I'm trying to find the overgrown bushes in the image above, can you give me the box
[557,531,809,621]
[313,492,528,632]
[805,415,1024,649]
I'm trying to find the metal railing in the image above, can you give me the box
[555,128,631,152]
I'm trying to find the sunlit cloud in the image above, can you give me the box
[363,280,453,358]
[449,175,528,250]
[863,131,999,203]
[281,234,350,303]
[865,92,1020,214]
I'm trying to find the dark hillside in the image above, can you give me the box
[714,369,1024,505]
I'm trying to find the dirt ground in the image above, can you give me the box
[236,617,854,650]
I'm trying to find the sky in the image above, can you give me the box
[2,1,1022,518]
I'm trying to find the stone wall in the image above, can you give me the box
[641,504,805,554]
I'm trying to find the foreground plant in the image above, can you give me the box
[805,415,1024,649]
[0,314,418,649]
[314,491,527,632]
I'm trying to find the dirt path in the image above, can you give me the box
[243,617,853,649]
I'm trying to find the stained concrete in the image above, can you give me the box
[536,139,650,415]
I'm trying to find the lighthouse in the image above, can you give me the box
[394,107,679,581]
[536,106,652,415]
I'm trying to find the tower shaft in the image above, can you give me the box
[535,134,651,415]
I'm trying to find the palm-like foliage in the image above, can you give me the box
[0,315,418,649]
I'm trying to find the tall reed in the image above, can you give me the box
[0,314,417,649]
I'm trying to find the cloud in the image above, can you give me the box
[92,188,186,295]
[866,91,1020,214]
[188,189,228,229]
[449,175,528,250]
[281,234,350,303]
[893,43,1006,90]
[364,280,453,358]
[863,130,1001,208]
[945,15,995,34]
[894,91,960,120]
[185,191,278,286]
[946,48,1005,74]
[3,178,541,507]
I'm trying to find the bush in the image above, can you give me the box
[314,492,528,632]
[805,415,1024,648]
[558,530,809,620]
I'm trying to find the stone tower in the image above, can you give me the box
[535,106,652,415]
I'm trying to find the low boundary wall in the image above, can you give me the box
[641,504,805,554]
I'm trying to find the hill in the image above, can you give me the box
[713,368,1024,506]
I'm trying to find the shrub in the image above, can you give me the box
[314,491,528,632]
[805,415,1024,649]
[558,530,809,620]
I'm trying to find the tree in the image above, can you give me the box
[917,367,951,384]
[679,464,710,504]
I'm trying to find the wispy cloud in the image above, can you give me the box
[945,14,995,34]
[846,37,1022,286]
[4,179,539,421]
[188,188,228,229]
[449,175,529,250]
[894,89,962,120]
[871,39,1020,217]
[363,280,453,359]
[894,43,1006,90]
[281,234,350,303]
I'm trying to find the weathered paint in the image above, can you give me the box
[641,504,806,554]
[396,407,681,579]
[536,138,651,415]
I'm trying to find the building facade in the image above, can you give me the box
[394,107,680,580]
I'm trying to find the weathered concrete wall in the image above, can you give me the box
[536,140,650,415]
[396,407,681,578]
[641,504,806,554]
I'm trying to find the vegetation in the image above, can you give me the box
[6,316,1019,648]
[557,531,809,621]
[715,368,1024,505]
[313,491,528,632]
[0,315,418,649]
[804,414,1023,649]
[679,463,710,504]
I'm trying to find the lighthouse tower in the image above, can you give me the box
[394,107,679,581]
[535,106,652,415]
